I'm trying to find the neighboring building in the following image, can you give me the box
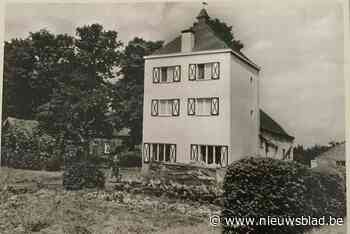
[142,8,294,172]
[311,143,345,169]
[259,110,294,160]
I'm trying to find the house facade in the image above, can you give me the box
[142,9,294,172]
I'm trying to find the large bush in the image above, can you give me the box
[63,161,105,190]
[1,128,63,171]
[222,157,346,234]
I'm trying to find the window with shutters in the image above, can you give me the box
[151,99,180,117]
[144,143,176,163]
[190,144,228,167]
[189,62,220,81]
[187,97,219,116]
[153,66,181,83]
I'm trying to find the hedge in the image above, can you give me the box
[222,157,346,234]
[63,161,105,190]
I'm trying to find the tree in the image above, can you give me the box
[208,18,244,51]
[111,37,163,148]
[34,24,123,189]
[3,30,75,120]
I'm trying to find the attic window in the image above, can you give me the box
[250,76,253,84]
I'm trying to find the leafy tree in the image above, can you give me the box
[111,37,163,148]
[208,18,244,51]
[39,24,122,150]
[3,30,75,120]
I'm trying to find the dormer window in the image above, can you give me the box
[189,62,220,81]
[153,66,181,83]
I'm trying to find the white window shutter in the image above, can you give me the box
[188,98,196,115]
[151,100,159,116]
[170,144,176,162]
[173,66,181,82]
[189,64,196,80]
[221,146,228,167]
[143,143,150,163]
[172,99,180,116]
[153,68,160,83]
[211,97,219,115]
[212,62,220,79]
[191,144,198,161]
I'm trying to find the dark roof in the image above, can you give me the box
[260,110,294,140]
[153,9,250,54]
[197,8,210,19]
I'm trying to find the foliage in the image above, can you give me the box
[3,31,74,120]
[111,37,163,148]
[207,18,244,51]
[118,150,142,168]
[222,157,346,234]
[63,161,105,190]
[293,142,344,167]
[1,125,61,170]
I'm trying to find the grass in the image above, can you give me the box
[0,167,346,234]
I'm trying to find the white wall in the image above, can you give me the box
[229,55,260,163]
[143,52,232,165]
[259,131,294,160]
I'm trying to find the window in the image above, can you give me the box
[143,143,176,163]
[153,66,181,83]
[188,97,219,116]
[190,144,228,167]
[250,76,253,84]
[189,62,220,81]
[159,100,172,116]
[151,99,180,116]
[336,161,345,167]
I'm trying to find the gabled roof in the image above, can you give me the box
[318,143,345,161]
[260,109,294,140]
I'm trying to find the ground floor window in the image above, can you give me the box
[190,144,228,167]
[143,142,176,163]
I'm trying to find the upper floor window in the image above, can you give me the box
[188,97,219,116]
[189,62,220,81]
[151,99,180,116]
[153,66,181,83]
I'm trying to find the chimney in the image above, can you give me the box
[181,29,195,53]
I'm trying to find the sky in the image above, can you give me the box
[4,0,345,146]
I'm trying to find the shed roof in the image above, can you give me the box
[260,110,294,141]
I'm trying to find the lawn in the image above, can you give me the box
[0,167,346,234]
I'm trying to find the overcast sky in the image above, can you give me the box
[4,0,345,146]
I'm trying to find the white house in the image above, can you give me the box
[142,8,294,173]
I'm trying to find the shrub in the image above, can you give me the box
[118,150,142,168]
[222,157,346,234]
[1,127,63,171]
[63,161,105,190]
